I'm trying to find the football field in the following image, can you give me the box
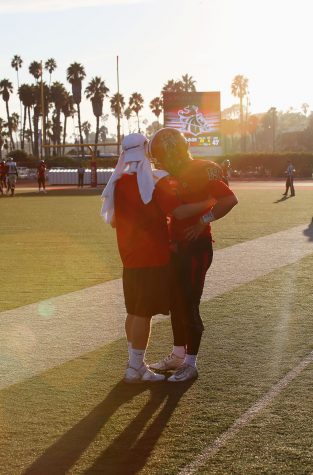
[1,181,313,474]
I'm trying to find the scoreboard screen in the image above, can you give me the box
[163,91,221,156]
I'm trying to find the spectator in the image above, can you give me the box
[283,160,295,197]
[6,157,18,197]
[221,159,231,185]
[77,163,85,188]
[37,160,47,193]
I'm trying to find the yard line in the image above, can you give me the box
[178,350,313,475]
[0,223,312,390]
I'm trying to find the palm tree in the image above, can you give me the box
[24,129,32,154]
[11,55,23,146]
[0,117,7,159]
[50,82,67,145]
[61,93,75,154]
[45,58,57,86]
[29,61,42,83]
[124,106,133,134]
[82,121,91,142]
[181,74,196,92]
[162,79,184,95]
[129,92,144,132]
[85,76,109,154]
[32,83,50,157]
[11,55,23,86]
[67,62,86,155]
[110,93,125,119]
[18,83,35,150]
[10,113,20,145]
[149,97,163,123]
[110,93,125,144]
[231,74,249,152]
[0,79,15,149]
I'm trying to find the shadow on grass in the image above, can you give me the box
[273,195,292,203]
[24,379,193,475]
[303,221,313,241]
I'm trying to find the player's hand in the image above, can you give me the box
[184,221,206,241]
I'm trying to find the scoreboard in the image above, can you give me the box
[163,91,222,156]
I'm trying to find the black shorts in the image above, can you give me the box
[123,265,170,318]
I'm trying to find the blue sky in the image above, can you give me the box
[0,0,313,137]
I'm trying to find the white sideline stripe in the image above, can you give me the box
[178,350,313,475]
[0,224,312,390]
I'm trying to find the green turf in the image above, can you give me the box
[1,186,312,311]
[1,252,313,474]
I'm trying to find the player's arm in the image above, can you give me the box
[201,193,238,223]
[184,181,238,240]
[171,197,217,220]
[155,176,216,221]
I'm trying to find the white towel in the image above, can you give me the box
[101,133,168,224]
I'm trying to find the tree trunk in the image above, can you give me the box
[28,107,34,155]
[21,105,27,150]
[137,113,140,132]
[63,116,67,156]
[77,104,85,158]
[34,114,39,158]
[94,116,100,156]
[6,102,15,150]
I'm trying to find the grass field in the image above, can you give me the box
[1,182,313,474]
[1,184,312,311]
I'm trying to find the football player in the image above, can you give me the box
[148,128,238,382]
[101,133,217,384]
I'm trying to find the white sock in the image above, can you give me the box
[184,354,197,368]
[172,345,186,359]
[129,348,145,370]
[127,341,132,359]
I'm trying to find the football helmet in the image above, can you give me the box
[148,128,189,174]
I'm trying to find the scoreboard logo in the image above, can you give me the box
[163,91,221,155]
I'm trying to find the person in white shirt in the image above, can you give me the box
[6,157,18,196]
[283,161,295,197]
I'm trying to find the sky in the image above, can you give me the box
[0,0,313,138]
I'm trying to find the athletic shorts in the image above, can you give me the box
[38,176,45,186]
[123,265,170,318]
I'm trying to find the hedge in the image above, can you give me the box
[6,150,313,178]
[204,152,313,178]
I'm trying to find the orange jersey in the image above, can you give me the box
[169,159,235,242]
[114,174,181,268]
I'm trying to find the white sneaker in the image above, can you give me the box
[141,367,166,382]
[167,364,198,382]
[124,364,165,383]
[149,353,184,372]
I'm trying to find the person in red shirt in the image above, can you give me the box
[37,160,47,193]
[101,133,214,384]
[148,128,238,382]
